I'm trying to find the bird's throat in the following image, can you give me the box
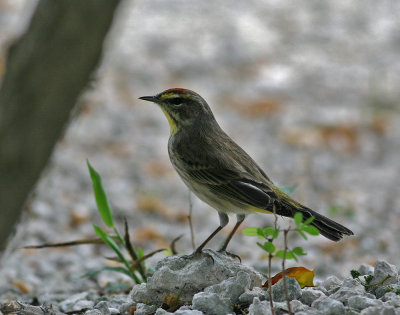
[160,107,178,135]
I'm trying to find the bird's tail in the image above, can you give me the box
[298,206,354,242]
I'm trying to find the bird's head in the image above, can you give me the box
[139,88,215,135]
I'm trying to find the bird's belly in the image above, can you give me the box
[178,174,252,215]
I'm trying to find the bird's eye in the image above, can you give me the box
[169,97,184,106]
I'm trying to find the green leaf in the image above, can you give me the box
[350,270,361,279]
[303,216,315,225]
[257,241,275,254]
[87,160,114,228]
[276,250,296,260]
[297,230,308,240]
[292,247,307,256]
[302,225,320,236]
[93,225,127,265]
[294,212,303,226]
[242,227,259,236]
[262,227,279,239]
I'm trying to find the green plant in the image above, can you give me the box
[87,160,163,284]
[243,211,320,315]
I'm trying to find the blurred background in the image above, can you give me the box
[1,0,399,297]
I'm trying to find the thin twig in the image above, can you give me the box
[188,191,196,250]
[282,229,293,315]
[268,203,278,315]
[124,218,146,280]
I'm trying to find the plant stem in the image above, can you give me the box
[282,229,293,315]
[268,242,276,315]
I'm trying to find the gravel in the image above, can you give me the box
[1,0,400,314]
[3,254,400,314]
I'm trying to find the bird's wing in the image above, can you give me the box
[187,168,277,210]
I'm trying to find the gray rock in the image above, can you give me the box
[358,264,374,276]
[192,291,232,315]
[300,288,326,306]
[381,292,397,302]
[175,309,204,315]
[329,279,365,304]
[248,297,272,315]
[95,300,111,315]
[384,295,400,307]
[134,303,158,315]
[239,286,266,304]
[265,277,302,302]
[345,307,360,315]
[311,297,345,315]
[84,311,102,315]
[375,284,400,299]
[203,271,251,304]
[371,261,398,286]
[59,292,97,312]
[289,299,309,313]
[295,311,324,315]
[342,277,365,290]
[322,276,342,293]
[360,305,397,315]
[119,301,136,314]
[155,309,171,315]
[130,250,262,304]
[109,308,119,315]
[72,300,95,312]
[348,295,383,310]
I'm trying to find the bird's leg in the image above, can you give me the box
[194,212,228,254]
[218,214,245,253]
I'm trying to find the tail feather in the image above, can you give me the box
[299,207,354,242]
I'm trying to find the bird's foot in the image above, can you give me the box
[217,249,241,262]
[182,248,215,263]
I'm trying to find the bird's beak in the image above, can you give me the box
[139,95,158,103]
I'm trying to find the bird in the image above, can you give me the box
[139,88,353,253]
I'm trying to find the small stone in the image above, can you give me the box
[300,288,326,306]
[344,307,360,315]
[73,300,95,312]
[360,305,397,315]
[192,291,232,315]
[381,292,397,302]
[84,310,102,315]
[119,302,136,314]
[134,303,157,315]
[203,271,251,304]
[95,301,111,315]
[295,311,324,315]
[384,295,400,307]
[322,276,342,293]
[375,284,400,299]
[342,277,365,290]
[238,286,265,304]
[175,309,204,315]
[248,297,272,315]
[348,295,383,310]
[312,297,345,315]
[372,261,398,286]
[109,308,119,315]
[329,280,365,304]
[265,277,302,302]
[290,299,309,313]
[358,264,374,276]
[155,309,172,315]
